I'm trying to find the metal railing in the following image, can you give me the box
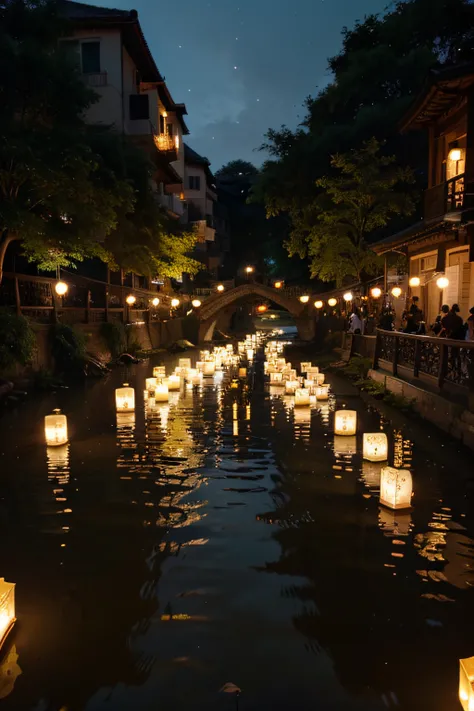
[374,328,474,393]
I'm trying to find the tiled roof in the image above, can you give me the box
[59,0,131,19]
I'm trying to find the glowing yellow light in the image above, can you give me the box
[174,135,180,150]
[192,299,202,308]
[152,297,160,307]
[171,298,180,308]
[216,284,225,292]
[115,384,135,412]
[409,276,420,288]
[245,266,254,274]
[299,295,310,304]
[343,292,353,302]
[380,467,413,510]
[334,410,357,436]
[167,374,181,391]
[459,657,474,711]
[295,388,311,407]
[162,111,168,118]
[391,286,402,298]
[0,579,16,649]
[44,409,68,446]
[314,300,324,309]
[328,297,337,307]
[449,147,462,162]
[257,304,267,313]
[436,276,449,289]
[238,368,247,377]
[371,287,382,299]
[274,281,283,289]
[55,281,68,296]
[153,366,166,378]
[126,295,136,306]
[154,383,169,403]
[363,433,388,462]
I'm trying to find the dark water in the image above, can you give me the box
[0,347,473,711]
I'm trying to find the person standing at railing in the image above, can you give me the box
[440,304,465,339]
[431,305,449,336]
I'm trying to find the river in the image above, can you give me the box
[0,342,473,711]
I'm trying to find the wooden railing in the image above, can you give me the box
[424,174,465,220]
[373,329,474,395]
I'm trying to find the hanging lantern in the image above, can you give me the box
[299,295,310,304]
[328,297,338,307]
[44,409,68,446]
[314,300,324,309]
[343,292,353,302]
[146,377,158,393]
[126,294,136,306]
[315,384,330,400]
[0,579,16,649]
[295,388,310,407]
[459,657,474,711]
[55,281,68,296]
[238,368,247,378]
[334,436,357,456]
[154,383,169,402]
[391,286,402,299]
[216,284,225,292]
[334,410,357,436]
[152,297,160,307]
[171,298,180,308]
[167,375,181,391]
[380,467,413,510]
[436,275,449,290]
[371,287,382,299]
[192,299,202,308]
[274,281,283,289]
[153,366,166,378]
[363,433,388,462]
[409,276,421,288]
[115,384,135,412]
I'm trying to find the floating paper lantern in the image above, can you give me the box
[380,467,413,510]
[328,298,338,307]
[153,366,166,378]
[270,372,284,386]
[300,362,312,373]
[154,383,169,402]
[363,433,388,462]
[44,409,68,446]
[307,366,320,376]
[459,657,474,711]
[334,410,357,436]
[334,436,357,456]
[203,361,215,376]
[285,380,299,395]
[295,388,311,407]
[179,358,191,370]
[115,384,135,412]
[239,368,247,377]
[0,579,16,649]
[247,348,254,360]
[167,375,181,391]
[315,373,325,385]
[315,385,330,400]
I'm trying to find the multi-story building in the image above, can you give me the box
[373,63,474,326]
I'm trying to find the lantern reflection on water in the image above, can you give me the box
[334,410,357,436]
[334,436,357,456]
[295,388,310,407]
[459,657,474,711]
[44,409,68,446]
[0,579,16,649]
[378,507,412,537]
[380,466,413,510]
[115,384,135,412]
[363,433,388,462]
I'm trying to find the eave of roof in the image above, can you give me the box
[371,215,459,255]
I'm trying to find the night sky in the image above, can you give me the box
[100,0,388,170]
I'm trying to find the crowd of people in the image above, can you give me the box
[347,297,474,340]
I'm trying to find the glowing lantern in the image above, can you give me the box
[436,275,449,289]
[306,366,319,376]
[247,348,254,360]
[154,383,169,402]
[115,384,135,412]
[334,410,357,436]
[44,409,68,446]
[216,284,225,292]
[152,297,160,307]
[363,433,388,462]
[314,300,324,309]
[238,368,247,377]
[315,384,330,400]
[0,579,16,649]
[171,298,180,308]
[343,292,353,302]
[295,388,310,407]
[328,297,338,307]
[285,380,299,395]
[270,372,284,386]
[299,295,310,304]
[315,373,325,385]
[153,366,166,378]
[179,358,191,370]
[380,467,413,510]
[371,287,382,299]
[459,657,474,711]
[274,281,283,289]
[334,436,357,456]
[126,294,136,306]
[55,281,68,296]
[203,361,215,376]
[300,362,312,373]
[146,377,157,392]
[167,375,181,391]
[409,276,420,288]
[226,344,233,352]
[257,304,267,313]
[449,146,462,162]
[192,299,202,308]
[391,286,402,298]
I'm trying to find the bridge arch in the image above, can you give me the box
[197,283,315,342]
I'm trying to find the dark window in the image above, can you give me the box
[129,94,149,120]
[81,41,100,73]
[166,123,173,136]
[189,176,201,190]
[159,115,165,134]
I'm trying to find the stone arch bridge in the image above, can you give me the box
[196,283,315,342]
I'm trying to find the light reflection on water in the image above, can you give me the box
[0,346,473,711]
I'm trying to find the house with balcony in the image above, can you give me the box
[373,63,474,327]
[59,0,188,220]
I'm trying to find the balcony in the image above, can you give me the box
[157,193,186,217]
[154,133,179,154]
[82,71,108,87]
[424,174,465,221]
[193,219,215,243]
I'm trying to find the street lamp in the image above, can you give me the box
[55,281,68,296]
[192,299,202,308]
[328,298,337,307]
[299,295,309,304]
[216,284,225,292]
[371,287,382,299]
[314,300,324,309]
[152,297,160,307]
[343,292,353,302]
[171,298,180,308]
[126,295,136,306]
[245,266,254,274]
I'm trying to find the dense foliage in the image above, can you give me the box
[0,309,36,371]
[255,0,474,281]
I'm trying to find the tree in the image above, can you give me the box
[286,139,415,285]
[0,0,136,282]
[215,160,259,181]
